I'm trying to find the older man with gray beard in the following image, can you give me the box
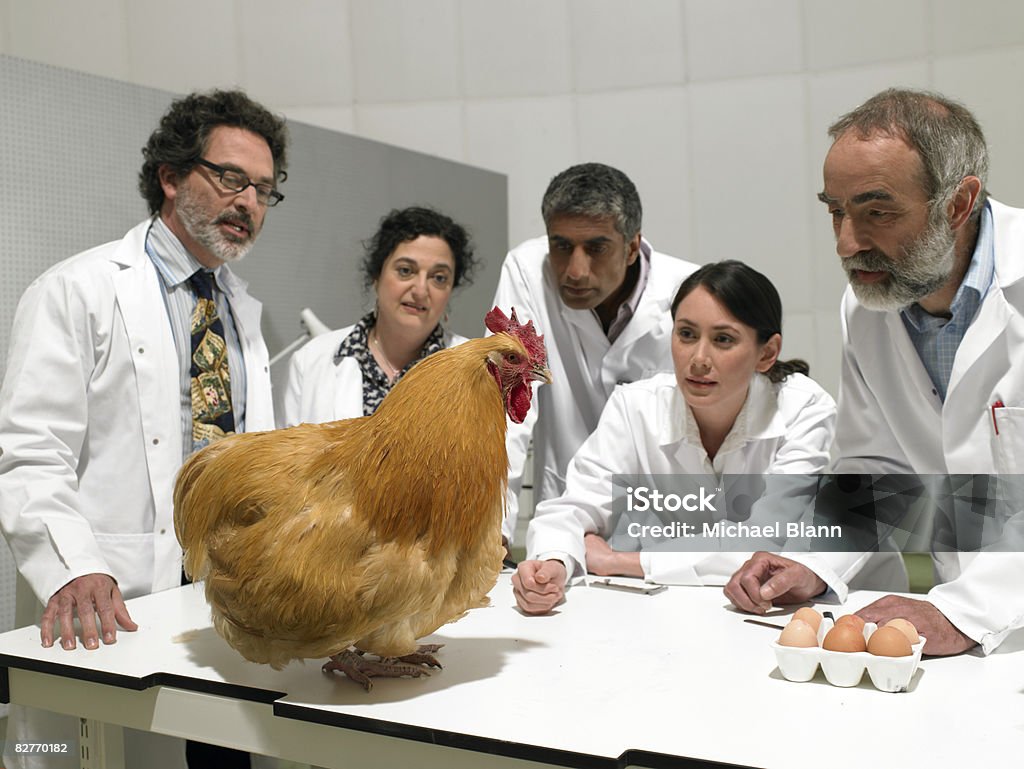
[724,88,1024,658]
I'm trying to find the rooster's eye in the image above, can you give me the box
[507,353,520,364]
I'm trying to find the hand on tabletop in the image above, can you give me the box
[724,552,826,614]
[41,573,138,650]
[856,594,977,656]
[512,559,567,615]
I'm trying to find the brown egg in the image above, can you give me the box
[884,618,920,645]
[778,619,819,648]
[822,623,866,653]
[792,607,822,633]
[867,626,913,657]
[834,614,866,632]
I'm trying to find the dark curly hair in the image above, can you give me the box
[361,207,477,289]
[671,260,809,384]
[138,89,289,215]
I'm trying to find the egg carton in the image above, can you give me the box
[771,617,925,692]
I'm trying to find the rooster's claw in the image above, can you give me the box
[323,646,443,691]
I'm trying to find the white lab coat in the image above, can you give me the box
[492,237,698,535]
[810,199,1024,653]
[0,219,274,769]
[282,324,469,426]
[525,372,905,593]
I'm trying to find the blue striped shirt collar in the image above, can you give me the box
[146,216,234,294]
[900,203,995,401]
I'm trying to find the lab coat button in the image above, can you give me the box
[138,347,144,354]
[152,438,159,445]
[160,528,166,535]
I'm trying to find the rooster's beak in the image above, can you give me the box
[531,365,552,385]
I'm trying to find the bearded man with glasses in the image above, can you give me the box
[0,89,289,769]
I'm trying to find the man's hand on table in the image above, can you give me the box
[856,594,977,656]
[41,573,138,650]
[513,559,567,615]
[725,552,826,613]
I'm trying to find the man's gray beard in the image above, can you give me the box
[847,216,957,312]
[177,192,255,264]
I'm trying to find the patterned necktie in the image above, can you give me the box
[188,269,235,452]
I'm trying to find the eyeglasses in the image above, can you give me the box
[194,158,285,207]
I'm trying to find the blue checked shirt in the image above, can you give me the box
[901,204,995,402]
[144,217,248,459]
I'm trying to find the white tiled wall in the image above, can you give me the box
[239,0,354,107]
[126,0,240,93]
[3,0,1024,399]
[569,0,686,92]
[802,0,930,72]
[461,0,573,98]
[929,0,1024,54]
[7,0,129,77]
[685,0,802,82]
[352,0,460,103]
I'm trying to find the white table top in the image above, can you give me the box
[1,573,1022,768]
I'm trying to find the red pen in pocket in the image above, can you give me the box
[992,400,1005,435]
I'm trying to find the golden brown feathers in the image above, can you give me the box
[173,333,528,668]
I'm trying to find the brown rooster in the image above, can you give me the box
[173,307,549,689]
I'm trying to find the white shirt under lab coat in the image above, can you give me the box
[527,372,857,587]
[0,219,274,769]
[806,199,1024,654]
[492,236,698,535]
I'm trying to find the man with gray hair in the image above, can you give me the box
[496,163,698,612]
[725,88,1024,656]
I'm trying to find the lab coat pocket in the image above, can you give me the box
[993,406,1024,474]
[93,532,155,599]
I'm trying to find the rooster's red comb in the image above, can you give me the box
[485,307,546,362]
